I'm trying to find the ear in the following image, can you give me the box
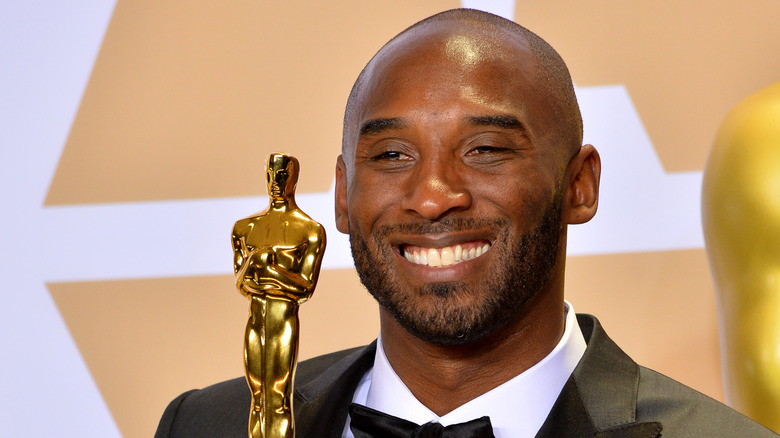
[335,155,350,234]
[562,145,601,225]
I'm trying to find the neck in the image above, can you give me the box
[379,278,566,416]
[270,194,296,209]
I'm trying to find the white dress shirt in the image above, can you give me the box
[343,301,586,438]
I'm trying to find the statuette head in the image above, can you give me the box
[266,153,299,198]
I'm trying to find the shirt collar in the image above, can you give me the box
[357,301,586,438]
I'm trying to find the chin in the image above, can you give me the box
[383,281,533,346]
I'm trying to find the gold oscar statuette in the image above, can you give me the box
[702,81,780,433]
[232,153,326,438]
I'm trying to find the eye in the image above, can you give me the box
[467,145,508,155]
[371,150,412,161]
[463,138,521,168]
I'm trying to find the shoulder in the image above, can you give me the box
[232,215,259,234]
[153,345,373,438]
[296,345,366,386]
[635,366,778,436]
[575,314,778,437]
[153,377,248,438]
[303,217,326,238]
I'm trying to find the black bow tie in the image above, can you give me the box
[349,403,495,438]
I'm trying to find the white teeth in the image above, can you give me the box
[440,247,455,266]
[405,243,490,267]
[428,248,441,267]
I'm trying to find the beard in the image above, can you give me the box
[350,193,563,346]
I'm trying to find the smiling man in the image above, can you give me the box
[155,9,778,438]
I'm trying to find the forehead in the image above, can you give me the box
[268,157,293,170]
[354,23,547,135]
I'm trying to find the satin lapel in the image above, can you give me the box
[535,377,598,437]
[293,342,376,438]
[535,315,662,438]
[535,378,661,438]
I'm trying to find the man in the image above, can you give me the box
[155,9,778,437]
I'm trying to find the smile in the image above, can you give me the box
[400,241,491,267]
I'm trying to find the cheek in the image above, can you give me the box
[347,174,402,230]
[477,175,553,224]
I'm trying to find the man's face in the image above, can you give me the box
[336,28,572,345]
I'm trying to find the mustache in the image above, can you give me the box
[373,217,509,237]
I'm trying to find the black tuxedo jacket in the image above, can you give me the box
[155,314,777,437]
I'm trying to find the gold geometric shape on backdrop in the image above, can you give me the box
[512,0,780,172]
[44,0,458,205]
[49,269,377,438]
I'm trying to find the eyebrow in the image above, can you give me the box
[359,118,407,136]
[468,115,527,131]
[358,114,526,137]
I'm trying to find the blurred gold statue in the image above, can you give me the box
[232,153,326,438]
[702,81,780,433]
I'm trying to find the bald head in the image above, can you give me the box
[342,9,583,161]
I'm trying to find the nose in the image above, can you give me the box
[401,156,472,220]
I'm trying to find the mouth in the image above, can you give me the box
[400,241,491,267]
